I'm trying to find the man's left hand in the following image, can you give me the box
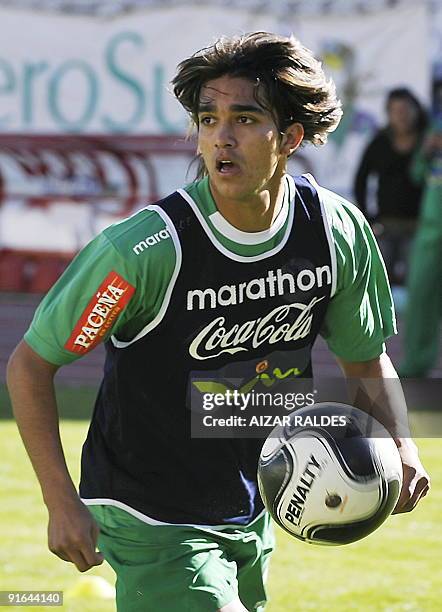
[393,438,430,514]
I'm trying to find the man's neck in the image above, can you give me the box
[209,172,287,233]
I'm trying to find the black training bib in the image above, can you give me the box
[80,175,333,525]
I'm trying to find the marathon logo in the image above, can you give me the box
[64,271,135,354]
[187,266,331,311]
[132,228,171,255]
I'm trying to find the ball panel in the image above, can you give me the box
[308,478,401,545]
[257,446,293,516]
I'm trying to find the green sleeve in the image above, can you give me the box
[320,190,397,362]
[24,233,142,365]
[24,207,178,366]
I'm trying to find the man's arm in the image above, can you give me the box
[6,340,103,572]
[336,352,430,514]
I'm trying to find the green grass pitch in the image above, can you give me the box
[1,387,441,611]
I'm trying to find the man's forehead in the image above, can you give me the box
[199,77,260,106]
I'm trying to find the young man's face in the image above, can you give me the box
[197,75,291,203]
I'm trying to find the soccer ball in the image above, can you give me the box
[257,402,403,546]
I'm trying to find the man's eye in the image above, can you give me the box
[200,116,215,125]
[238,116,253,124]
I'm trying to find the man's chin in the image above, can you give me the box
[209,177,249,201]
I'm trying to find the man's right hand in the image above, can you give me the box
[47,497,104,572]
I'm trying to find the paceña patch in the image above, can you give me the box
[64,271,135,354]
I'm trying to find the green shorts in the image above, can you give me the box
[89,505,275,612]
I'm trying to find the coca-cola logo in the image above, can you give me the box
[189,296,325,361]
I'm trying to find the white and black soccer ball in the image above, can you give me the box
[257,403,403,546]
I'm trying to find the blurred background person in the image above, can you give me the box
[399,80,442,378]
[354,88,428,286]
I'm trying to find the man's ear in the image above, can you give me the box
[280,123,304,156]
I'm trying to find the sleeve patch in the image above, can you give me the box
[64,271,135,355]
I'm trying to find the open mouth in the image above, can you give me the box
[216,160,240,175]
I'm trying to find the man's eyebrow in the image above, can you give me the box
[197,103,265,114]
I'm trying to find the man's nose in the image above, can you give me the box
[214,122,236,148]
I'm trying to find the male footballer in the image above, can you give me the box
[7,32,429,612]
